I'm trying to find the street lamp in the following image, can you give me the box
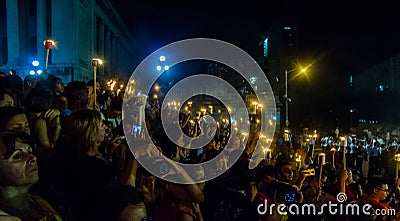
[43,39,55,71]
[92,58,103,109]
[284,67,308,127]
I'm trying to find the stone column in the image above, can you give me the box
[105,27,110,78]
[37,0,47,68]
[97,19,104,76]
[6,0,20,66]
[111,33,116,78]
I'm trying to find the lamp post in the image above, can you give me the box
[284,67,308,128]
[92,58,103,109]
[43,40,55,71]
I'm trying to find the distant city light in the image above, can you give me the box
[263,38,269,57]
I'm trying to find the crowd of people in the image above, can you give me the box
[1,71,400,221]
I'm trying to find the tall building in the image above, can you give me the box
[260,22,300,131]
[0,0,140,83]
[352,52,400,124]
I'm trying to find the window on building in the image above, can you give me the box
[263,38,268,57]
[349,75,353,87]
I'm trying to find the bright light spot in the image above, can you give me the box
[32,60,39,67]
[92,58,103,66]
[29,70,35,75]
[159,56,166,62]
[250,77,257,84]
[156,65,162,71]
[164,65,169,70]
[36,70,42,75]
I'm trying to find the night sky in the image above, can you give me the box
[112,1,400,71]
[111,0,400,128]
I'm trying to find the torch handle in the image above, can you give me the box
[343,144,346,171]
[45,49,50,70]
[396,161,399,181]
[318,164,324,189]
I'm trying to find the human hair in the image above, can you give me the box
[23,75,39,91]
[364,177,387,194]
[0,106,27,132]
[274,161,291,176]
[0,90,12,101]
[0,132,32,158]
[65,81,89,110]
[64,109,102,155]
[24,87,54,113]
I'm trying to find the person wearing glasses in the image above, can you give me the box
[350,177,393,221]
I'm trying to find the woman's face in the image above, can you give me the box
[0,93,15,107]
[96,121,106,145]
[7,114,30,135]
[0,139,38,186]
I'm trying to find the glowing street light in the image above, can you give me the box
[284,65,310,127]
[92,58,103,109]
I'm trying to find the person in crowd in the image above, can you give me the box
[23,75,39,96]
[56,109,145,220]
[0,132,62,220]
[36,74,65,97]
[54,94,70,121]
[255,164,276,199]
[106,96,123,129]
[24,87,61,157]
[64,81,89,115]
[272,161,304,204]
[4,74,24,108]
[0,107,30,135]
[326,167,356,203]
[0,91,15,107]
[349,177,393,221]
[87,79,101,110]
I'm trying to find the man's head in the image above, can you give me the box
[274,161,293,183]
[66,81,89,111]
[364,178,389,201]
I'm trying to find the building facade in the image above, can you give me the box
[0,0,140,83]
[259,22,300,131]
